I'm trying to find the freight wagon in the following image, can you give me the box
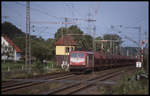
[69,51,137,73]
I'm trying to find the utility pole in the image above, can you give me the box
[112,41,114,55]
[64,17,68,36]
[127,48,129,56]
[124,26,142,58]
[111,34,113,55]
[25,1,31,73]
[110,40,112,55]
[88,9,92,35]
[113,25,143,59]
[139,26,141,47]
[64,17,68,66]
[92,24,96,76]
[93,25,96,51]
[87,7,97,76]
[28,1,31,73]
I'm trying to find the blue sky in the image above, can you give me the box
[1,1,149,47]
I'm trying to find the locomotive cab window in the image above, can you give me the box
[70,53,84,58]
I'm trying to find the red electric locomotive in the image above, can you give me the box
[69,51,137,73]
[69,51,94,72]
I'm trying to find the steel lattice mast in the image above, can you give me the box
[25,1,31,73]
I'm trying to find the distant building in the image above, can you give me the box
[1,35,22,61]
[55,35,77,65]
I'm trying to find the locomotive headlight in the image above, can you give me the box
[70,62,72,65]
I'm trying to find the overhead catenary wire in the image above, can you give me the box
[65,3,89,33]
[2,16,25,32]
[3,2,101,44]
[14,2,97,40]
[111,25,142,57]
[16,2,96,22]
[15,2,61,19]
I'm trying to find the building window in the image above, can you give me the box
[70,47,74,52]
[65,47,69,53]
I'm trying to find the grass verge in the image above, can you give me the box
[98,69,148,95]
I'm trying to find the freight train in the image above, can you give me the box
[69,51,138,73]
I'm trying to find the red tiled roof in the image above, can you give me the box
[55,35,77,46]
[2,35,22,52]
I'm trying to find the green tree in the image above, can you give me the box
[82,35,93,50]
[31,38,46,61]
[95,36,103,51]
[103,34,123,54]
[30,37,56,61]
[45,38,56,60]
[2,21,25,40]
[54,27,68,41]
[55,25,93,50]
[2,21,57,62]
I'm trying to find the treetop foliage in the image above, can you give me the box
[2,22,125,61]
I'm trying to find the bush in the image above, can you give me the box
[97,69,148,95]
[16,60,25,64]
[2,61,25,71]
[143,53,149,73]
[111,70,148,94]
[46,61,61,69]
[34,60,45,73]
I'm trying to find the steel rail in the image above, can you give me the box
[2,72,70,87]
[41,68,125,95]
[2,73,73,92]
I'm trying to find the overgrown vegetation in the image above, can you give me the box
[1,60,64,81]
[98,69,148,95]
[143,48,149,73]
[2,21,125,61]
[2,60,25,70]
[2,21,56,61]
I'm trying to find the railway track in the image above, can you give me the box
[41,66,132,95]
[2,66,136,95]
[2,71,71,86]
[2,72,73,93]
[73,66,137,95]
[2,71,67,86]
[2,81,18,86]
[68,66,136,95]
